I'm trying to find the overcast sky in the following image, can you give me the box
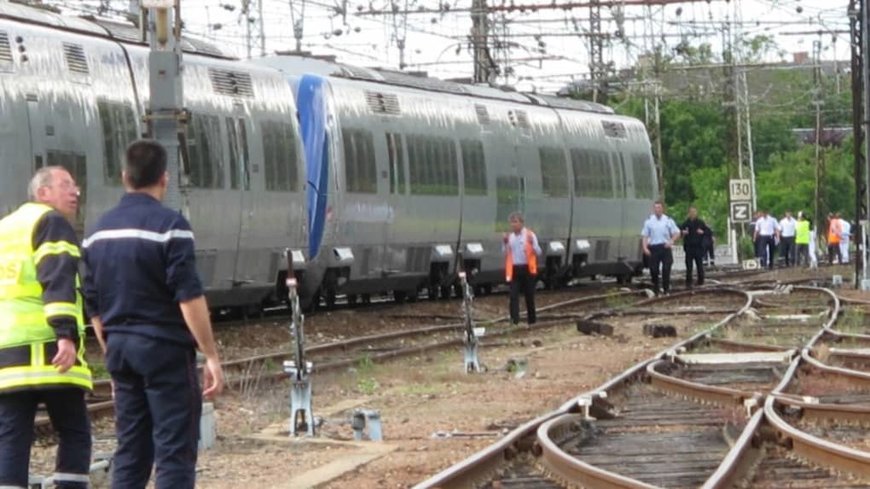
[58,0,851,94]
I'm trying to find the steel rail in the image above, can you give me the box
[699,409,765,489]
[534,286,850,489]
[413,288,752,489]
[537,414,661,489]
[646,359,756,406]
[764,388,870,477]
[519,290,754,489]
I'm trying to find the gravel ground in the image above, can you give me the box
[32,266,870,488]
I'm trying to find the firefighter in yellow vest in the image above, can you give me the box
[0,166,92,489]
[503,212,542,325]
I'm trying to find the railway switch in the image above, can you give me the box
[284,250,315,437]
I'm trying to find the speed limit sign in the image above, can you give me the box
[729,179,752,202]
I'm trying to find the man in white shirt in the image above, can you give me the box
[641,201,681,295]
[753,210,780,269]
[779,211,797,267]
[838,212,851,264]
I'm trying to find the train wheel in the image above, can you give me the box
[427,285,438,301]
[325,289,336,308]
[393,290,407,303]
[347,294,358,306]
[362,294,371,304]
[482,284,493,295]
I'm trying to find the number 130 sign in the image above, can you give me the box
[729,179,752,202]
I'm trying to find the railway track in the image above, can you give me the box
[415,285,870,489]
[35,286,660,436]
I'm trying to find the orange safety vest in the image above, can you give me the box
[505,229,538,282]
[828,220,842,245]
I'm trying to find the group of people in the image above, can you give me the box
[751,210,851,268]
[0,140,224,489]
[641,201,716,295]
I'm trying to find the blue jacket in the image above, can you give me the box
[82,193,203,346]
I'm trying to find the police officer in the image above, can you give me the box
[82,140,224,489]
[679,206,711,288]
[642,201,681,296]
[0,167,92,489]
[503,212,541,325]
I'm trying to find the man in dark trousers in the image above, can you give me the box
[680,206,711,288]
[503,212,542,325]
[0,167,92,488]
[82,140,224,489]
[642,201,681,296]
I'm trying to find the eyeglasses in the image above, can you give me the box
[46,181,81,196]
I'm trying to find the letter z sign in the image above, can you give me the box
[730,202,751,223]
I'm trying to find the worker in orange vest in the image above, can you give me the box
[503,212,542,325]
[826,213,842,264]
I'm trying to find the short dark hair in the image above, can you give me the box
[125,139,167,189]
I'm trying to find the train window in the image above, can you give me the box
[342,128,376,194]
[570,149,613,198]
[262,121,299,192]
[226,118,251,191]
[97,100,138,185]
[538,147,569,198]
[386,133,405,194]
[46,150,87,236]
[407,135,458,195]
[495,175,523,232]
[460,140,487,196]
[632,153,655,199]
[226,118,240,190]
[612,153,627,198]
[238,119,251,191]
[188,113,224,189]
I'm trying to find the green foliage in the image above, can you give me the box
[611,55,855,230]
[738,235,755,261]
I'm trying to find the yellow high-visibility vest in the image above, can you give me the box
[0,203,92,392]
[795,220,810,245]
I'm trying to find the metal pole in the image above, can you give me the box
[741,71,757,213]
[257,0,266,57]
[862,0,870,282]
[851,0,866,285]
[143,0,185,216]
[471,0,490,83]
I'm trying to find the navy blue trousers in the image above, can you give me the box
[0,388,91,488]
[105,333,201,489]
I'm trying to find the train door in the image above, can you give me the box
[384,131,405,275]
[613,152,630,261]
[227,115,253,285]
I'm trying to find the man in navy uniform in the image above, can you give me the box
[679,206,711,288]
[0,167,92,488]
[82,140,224,489]
[642,201,681,296]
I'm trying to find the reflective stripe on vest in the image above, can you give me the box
[505,229,538,282]
[0,203,91,392]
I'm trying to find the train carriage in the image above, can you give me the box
[0,2,657,312]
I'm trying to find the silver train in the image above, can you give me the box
[0,3,658,310]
